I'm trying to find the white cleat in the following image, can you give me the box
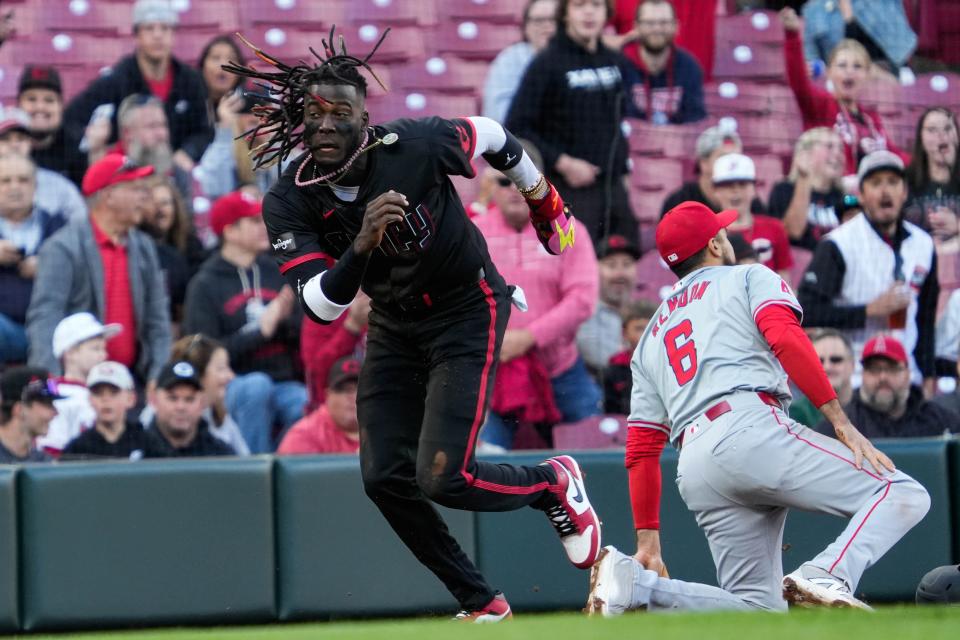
[782,568,874,611]
[585,546,638,617]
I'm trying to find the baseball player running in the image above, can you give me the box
[224,29,600,621]
[587,201,930,614]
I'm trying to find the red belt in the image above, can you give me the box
[679,392,781,448]
[705,391,781,421]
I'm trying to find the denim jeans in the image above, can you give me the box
[480,356,602,450]
[0,313,28,364]
[225,372,307,454]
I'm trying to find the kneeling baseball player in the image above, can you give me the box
[587,201,931,613]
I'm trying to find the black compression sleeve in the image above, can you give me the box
[321,245,370,305]
[482,128,524,171]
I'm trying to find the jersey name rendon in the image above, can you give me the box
[650,281,711,338]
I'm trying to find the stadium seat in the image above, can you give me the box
[346,0,438,27]
[752,153,785,192]
[632,157,684,192]
[239,0,343,29]
[713,42,785,81]
[715,10,785,46]
[0,34,124,69]
[366,92,478,121]
[174,30,230,67]
[43,1,131,36]
[628,183,668,225]
[437,0,524,24]
[431,21,522,60]
[625,119,702,159]
[0,64,22,101]
[704,81,773,116]
[176,0,240,33]
[345,25,426,64]
[552,415,629,450]
[902,73,960,110]
[390,57,487,95]
[635,250,678,302]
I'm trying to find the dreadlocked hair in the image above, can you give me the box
[221,25,390,171]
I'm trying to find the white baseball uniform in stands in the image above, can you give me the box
[624,263,930,611]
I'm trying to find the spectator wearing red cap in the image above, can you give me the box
[63,0,213,173]
[0,153,68,365]
[799,150,939,392]
[0,106,86,223]
[815,334,959,438]
[17,65,88,187]
[182,190,305,454]
[711,153,793,280]
[26,154,171,383]
[277,356,362,455]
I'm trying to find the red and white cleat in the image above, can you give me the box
[453,593,513,623]
[543,455,602,569]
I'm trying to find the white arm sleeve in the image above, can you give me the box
[467,116,542,192]
[301,272,352,322]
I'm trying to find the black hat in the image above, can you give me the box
[0,366,64,408]
[728,232,757,262]
[597,234,641,261]
[18,65,63,96]
[328,356,361,390]
[155,361,202,391]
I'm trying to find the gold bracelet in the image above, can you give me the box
[518,175,548,201]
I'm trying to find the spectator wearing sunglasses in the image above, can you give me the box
[0,366,63,463]
[815,334,959,438]
[790,329,855,427]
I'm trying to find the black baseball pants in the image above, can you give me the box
[357,276,559,611]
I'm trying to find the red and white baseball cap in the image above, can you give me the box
[712,153,756,184]
[210,190,263,236]
[861,334,908,365]
[656,201,738,265]
[82,153,154,196]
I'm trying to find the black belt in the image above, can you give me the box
[388,268,487,316]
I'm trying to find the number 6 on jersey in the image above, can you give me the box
[664,320,697,385]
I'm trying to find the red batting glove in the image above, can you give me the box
[525,179,576,255]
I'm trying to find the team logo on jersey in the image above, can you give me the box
[272,233,296,252]
[454,122,472,156]
[380,203,436,257]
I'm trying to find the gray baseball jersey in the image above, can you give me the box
[629,264,801,443]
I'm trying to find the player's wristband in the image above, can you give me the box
[524,178,575,255]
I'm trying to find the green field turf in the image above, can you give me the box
[26,606,960,640]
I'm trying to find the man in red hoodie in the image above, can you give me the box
[277,356,361,455]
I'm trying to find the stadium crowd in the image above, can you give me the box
[0,0,958,463]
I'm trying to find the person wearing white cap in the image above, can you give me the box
[712,153,793,280]
[61,361,145,460]
[798,150,939,394]
[63,0,212,172]
[35,312,122,456]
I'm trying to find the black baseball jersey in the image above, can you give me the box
[263,116,497,306]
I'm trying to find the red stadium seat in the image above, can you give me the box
[902,73,960,110]
[366,92,478,122]
[627,183,668,225]
[43,1,131,35]
[752,153,785,192]
[715,10,785,45]
[713,42,785,81]
[437,0,524,24]
[552,415,629,450]
[0,64,22,102]
[635,250,678,303]
[704,81,773,116]
[239,0,343,29]
[625,119,701,159]
[174,30,231,67]
[431,20,522,60]
[343,25,426,64]
[346,0,437,27]
[176,0,240,33]
[632,157,684,192]
[390,57,487,95]
[0,33,125,69]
